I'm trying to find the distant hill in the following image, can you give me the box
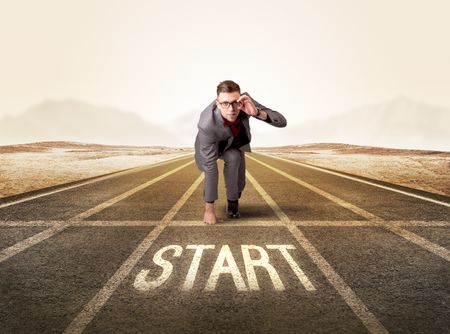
[0,141,188,153]
[2,96,449,151]
[255,143,450,156]
[251,96,450,151]
[0,99,180,146]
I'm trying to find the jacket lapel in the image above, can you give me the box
[213,105,232,139]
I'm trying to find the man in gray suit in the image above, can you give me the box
[195,80,287,224]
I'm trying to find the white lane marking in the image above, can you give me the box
[266,245,316,292]
[249,155,450,262]
[205,245,248,292]
[71,221,160,227]
[134,245,183,291]
[182,245,215,291]
[385,225,450,261]
[257,153,450,208]
[391,221,450,227]
[2,220,448,228]
[247,171,389,334]
[64,173,204,334]
[247,155,381,222]
[293,220,450,227]
[170,220,285,226]
[0,154,193,209]
[0,220,62,227]
[0,161,195,264]
[241,245,285,291]
[0,222,71,263]
[72,161,194,220]
[1,220,448,228]
[292,221,380,227]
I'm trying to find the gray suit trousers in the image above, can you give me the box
[219,148,246,201]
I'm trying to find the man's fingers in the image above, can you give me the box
[238,95,248,103]
[239,96,254,106]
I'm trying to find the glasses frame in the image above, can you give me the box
[216,99,241,109]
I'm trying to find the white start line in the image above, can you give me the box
[133,244,316,292]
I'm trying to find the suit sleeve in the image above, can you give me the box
[242,92,287,128]
[196,127,219,202]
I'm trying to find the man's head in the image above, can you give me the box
[216,80,242,122]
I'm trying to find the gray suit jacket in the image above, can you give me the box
[194,92,287,201]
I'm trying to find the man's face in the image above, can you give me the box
[216,91,242,122]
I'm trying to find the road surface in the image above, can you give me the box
[0,153,449,333]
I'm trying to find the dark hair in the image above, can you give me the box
[216,80,241,96]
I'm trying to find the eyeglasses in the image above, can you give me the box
[217,99,241,109]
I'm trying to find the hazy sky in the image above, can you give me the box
[1,0,449,126]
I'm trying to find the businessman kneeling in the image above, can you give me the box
[194,80,287,224]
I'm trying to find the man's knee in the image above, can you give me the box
[222,149,242,165]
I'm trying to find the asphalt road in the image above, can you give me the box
[0,153,449,334]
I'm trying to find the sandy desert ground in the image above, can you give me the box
[0,142,449,199]
[0,142,193,198]
[256,143,450,197]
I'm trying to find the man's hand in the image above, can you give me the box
[237,95,258,116]
[204,202,218,225]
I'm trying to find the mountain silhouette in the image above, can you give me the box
[2,96,448,150]
[0,99,179,146]
[254,96,450,151]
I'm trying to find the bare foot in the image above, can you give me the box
[203,210,218,225]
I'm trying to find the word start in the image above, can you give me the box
[134,245,316,292]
